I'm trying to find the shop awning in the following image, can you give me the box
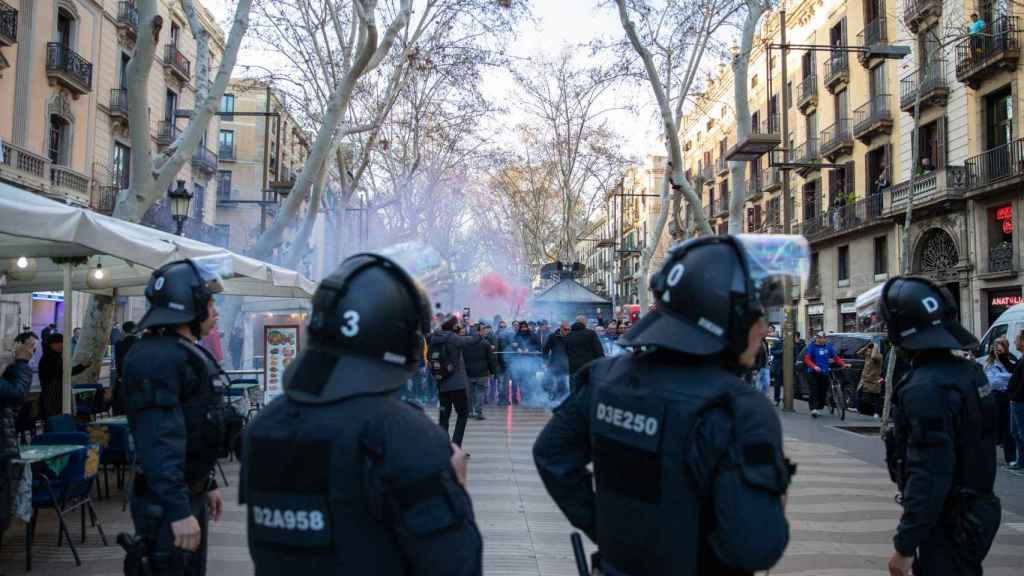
[0,183,316,298]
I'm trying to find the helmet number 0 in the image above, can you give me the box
[340,310,360,337]
[666,263,685,287]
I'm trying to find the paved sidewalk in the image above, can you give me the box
[2,404,1023,575]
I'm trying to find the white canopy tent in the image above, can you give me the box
[0,182,315,412]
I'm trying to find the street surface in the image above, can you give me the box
[2,402,1023,575]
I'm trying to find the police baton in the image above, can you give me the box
[571,532,590,576]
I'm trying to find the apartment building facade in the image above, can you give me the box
[677,0,1024,338]
[0,0,226,337]
[214,79,311,266]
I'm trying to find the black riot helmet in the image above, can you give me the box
[136,258,226,335]
[286,252,432,404]
[879,275,977,351]
[619,234,808,357]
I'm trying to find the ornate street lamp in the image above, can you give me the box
[168,179,192,236]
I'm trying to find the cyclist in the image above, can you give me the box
[803,331,847,417]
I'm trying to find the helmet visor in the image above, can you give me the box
[190,255,232,295]
[376,241,449,292]
[735,234,809,308]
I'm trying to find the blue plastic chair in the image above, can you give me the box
[27,433,108,570]
[45,414,77,433]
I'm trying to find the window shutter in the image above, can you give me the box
[845,161,856,199]
[937,115,947,168]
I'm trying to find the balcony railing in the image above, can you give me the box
[753,114,781,135]
[704,200,721,218]
[156,120,181,147]
[900,64,948,111]
[747,176,763,199]
[50,165,90,197]
[820,118,853,157]
[989,241,1016,274]
[903,0,942,31]
[45,42,93,95]
[92,185,119,215]
[800,194,886,242]
[191,146,218,176]
[117,1,138,37]
[795,138,819,165]
[219,142,235,161]
[889,166,968,212]
[965,137,1024,190]
[853,94,892,140]
[700,164,714,181]
[0,0,17,46]
[823,52,849,91]
[164,44,191,81]
[109,88,129,118]
[955,16,1020,86]
[858,16,888,48]
[716,156,728,175]
[798,73,818,110]
[0,140,47,182]
[762,166,782,190]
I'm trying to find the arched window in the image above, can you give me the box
[916,228,958,274]
[48,115,70,165]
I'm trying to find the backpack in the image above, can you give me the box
[428,334,456,382]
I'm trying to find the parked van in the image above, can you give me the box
[977,303,1024,358]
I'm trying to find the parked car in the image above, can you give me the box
[789,332,884,408]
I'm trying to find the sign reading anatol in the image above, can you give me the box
[990,294,1024,307]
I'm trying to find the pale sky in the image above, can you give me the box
[200,0,663,159]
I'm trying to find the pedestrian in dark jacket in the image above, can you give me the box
[563,315,605,390]
[509,323,541,404]
[543,321,571,401]
[38,333,90,420]
[1006,331,1024,468]
[112,321,138,416]
[1,332,36,535]
[429,317,482,446]
[464,324,498,420]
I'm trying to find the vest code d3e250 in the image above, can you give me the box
[596,402,659,436]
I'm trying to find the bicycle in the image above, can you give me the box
[827,369,847,421]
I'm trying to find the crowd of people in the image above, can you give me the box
[420,313,618,447]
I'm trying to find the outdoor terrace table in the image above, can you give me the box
[12,444,88,571]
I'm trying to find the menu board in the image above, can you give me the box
[264,325,300,401]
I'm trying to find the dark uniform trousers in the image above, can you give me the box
[130,490,209,576]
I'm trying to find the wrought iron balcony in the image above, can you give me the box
[903,0,942,33]
[156,120,181,147]
[716,155,728,175]
[219,142,235,161]
[857,17,889,66]
[964,137,1024,193]
[45,43,93,96]
[820,118,854,158]
[955,16,1020,87]
[988,241,1017,274]
[799,194,886,244]
[888,166,968,215]
[0,0,16,47]
[92,185,119,215]
[823,52,849,93]
[109,89,129,120]
[191,146,218,177]
[853,94,893,142]
[117,1,138,39]
[794,138,819,166]
[164,44,191,81]
[762,166,782,191]
[797,73,817,113]
[747,176,763,200]
[900,64,949,112]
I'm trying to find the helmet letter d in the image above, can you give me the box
[921,296,940,314]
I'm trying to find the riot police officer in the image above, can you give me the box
[876,276,1001,576]
[534,235,802,575]
[121,258,231,575]
[241,252,482,575]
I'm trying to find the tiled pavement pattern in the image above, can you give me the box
[2,405,1023,575]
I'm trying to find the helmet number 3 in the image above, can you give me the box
[340,310,360,337]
